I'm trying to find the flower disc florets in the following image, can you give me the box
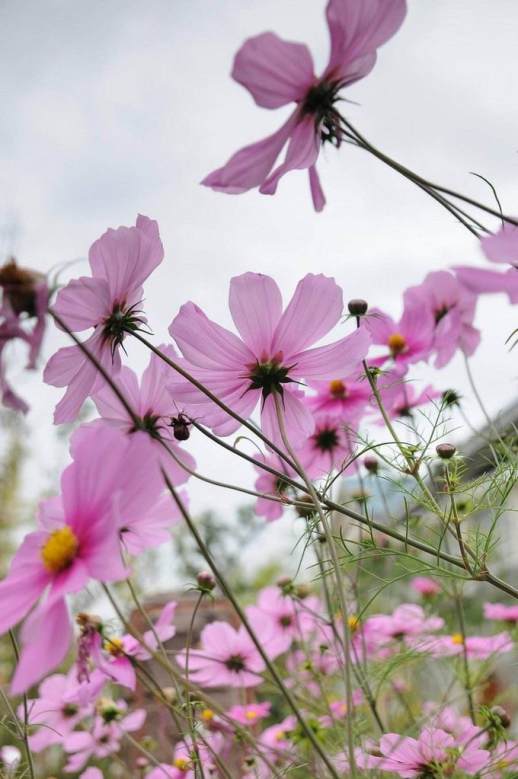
[246,356,295,402]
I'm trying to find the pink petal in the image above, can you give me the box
[325,0,407,82]
[260,114,319,196]
[140,344,179,413]
[309,165,326,212]
[232,31,315,109]
[272,273,343,355]
[261,389,314,448]
[291,327,370,380]
[53,277,111,332]
[201,111,297,194]
[229,272,283,356]
[88,215,163,302]
[365,307,397,344]
[170,302,254,370]
[93,365,141,424]
[11,599,72,695]
[480,222,518,264]
[454,265,518,304]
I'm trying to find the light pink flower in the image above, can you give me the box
[80,770,103,779]
[226,701,271,726]
[319,691,363,727]
[253,452,297,521]
[0,425,164,693]
[93,344,196,488]
[169,272,370,447]
[64,703,145,772]
[24,671,92,752]
[376,370,441,419]
[306,373,371,423]
[410,577,441,598]
[146,736,224,779]
[485,740,518,779]
[363,604,444,651]
[366,300,434,369]
[405,270,480,367]
[412,631,514,659]
[252,585,321,648]
[359,727,489,777]
[44,215,163,424]
[484,602,518,623]
[202,0,406,210]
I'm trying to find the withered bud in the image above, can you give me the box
[196,570,216,592]
[347,298,368,317]
[0,258,44,317]
[436,443,456,460]
[76,612,103,630]
[363,455,379,474]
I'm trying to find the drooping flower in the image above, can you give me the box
[365,300,434,369]
[93,343,196,486]
[306,372,371,423]
[202,0,407,210]
[44,215,163,424]
[358,727,489,777]
[169,272,370,447]
[404,271,480,367]
[0,425,165,692]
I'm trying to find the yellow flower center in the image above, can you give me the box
[348,615,360,632]
[329,379,347,398]
[245,709,258,721]
[451,633,464,645]
[41,526,79,573]
[200,708,214,721]
[387,332,407,356]
[104,637,124,656]
[174,757,191,771]
[275,730,285,742]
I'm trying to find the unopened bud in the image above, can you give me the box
[277,575,293,592]
[363,456,378,474]
[347,299,368,317]
[490,706,511,729]
[196,570,216,592]
[442,389,461,407]
[162,687,177,704]
[436,443,456,460]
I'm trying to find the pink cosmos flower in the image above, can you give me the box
[44,215,163,424]
[484,602,518,623]
[297,412,356,477]
[246,716,297,779]
[358,727,489,777]
[376,370,441,419]
[306,373,371,423]
[253,452,298,521]
[180,611,284,688]
[92,344,196,488]
[412,631,514,659]
[363,604,444,651]
[202,0,407,210]
[319,691,363,727]
[80,770,103,779]
[95,601,176,690]
[169,272,370,447]
[485,740,518,779]
[0,425,165,693]
[226,701,271,727]
[365,300,434,369]
[251,585,320,649]
[64,703,145,772]
[405,271,480,368]
[24,671,92,752]
[146,736,224,779]
[410,577,441,598]
[423,703,477,741]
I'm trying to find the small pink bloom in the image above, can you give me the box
[23,671,92,752]
[297,412,356,477]
[306,372,371,423]
[484,602,518,623]
[410,577,441,597]
[252,585,321,648]
[44,215,163,424]
[376,370,441,419]
[202,0,406,210]
[363,604,444,652]
[412,631,514,659]
[485,740,518,779]
[80,770,104,779]
[64,703,145,772]
[169,272,370,446]
[147,736,223,779]
[405,270,481,367]
[227,701,271,726]
[366,300,434,369]
[319,691,363,727]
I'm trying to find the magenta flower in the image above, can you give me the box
[366,300,434,369]
[306,372,371,423]
[93,343,196,487]
[405,271,480,368]
[202,0,407,210]
[484,602,518,623]
[319,691,363,727]
[44,214,163,424]
[146,736,224,779]
[169,272,370,447]
[0,425,164,693]
[360,727,489,777]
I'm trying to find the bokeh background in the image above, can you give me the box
[1,0,517,579]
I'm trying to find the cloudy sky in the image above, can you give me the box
[2,1,518,571]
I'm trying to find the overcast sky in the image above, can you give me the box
[2,1,518,573]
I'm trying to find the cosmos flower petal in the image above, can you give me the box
[260,115,319,196]
[229,272,283,356]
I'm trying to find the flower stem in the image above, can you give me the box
[8,631,35,779]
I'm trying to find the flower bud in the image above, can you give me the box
[363,455,378,474]
[347,298,368,317]
[277,575,293,591]
[442,389,462,407]
[162,687,177,704]
[489,706,511,729]
[436,443,456,460]
[196,570,216,592]
[295,583,311,600]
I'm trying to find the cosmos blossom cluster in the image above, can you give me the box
[1,1,518,778]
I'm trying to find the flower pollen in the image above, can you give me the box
[329,379,347,398]
[387,332,407,356]
[41,526,79,573]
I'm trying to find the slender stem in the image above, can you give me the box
[8,631,35,779]
[272,394,357,777]
[452,584,476,724]
[161,470,342,779]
